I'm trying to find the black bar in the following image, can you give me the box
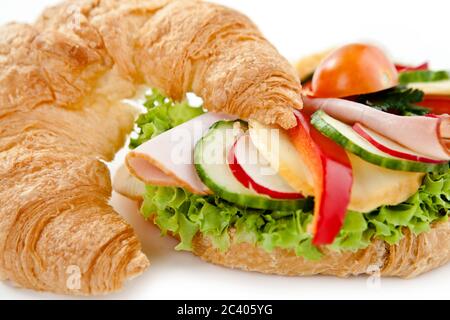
[0,300,443,318]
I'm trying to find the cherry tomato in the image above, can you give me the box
[312,43,399,98]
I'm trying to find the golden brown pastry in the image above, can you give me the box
[0,21,148,295]
[192,223,450,278]
[0,0,303,294]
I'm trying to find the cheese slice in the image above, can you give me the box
[347,153,424,212]
[407,80,450,96]
[248,119,315,196]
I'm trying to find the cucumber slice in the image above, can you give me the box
[194,121,305,210]
[311,110,447,172]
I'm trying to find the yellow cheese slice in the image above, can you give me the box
[407,80,450,96]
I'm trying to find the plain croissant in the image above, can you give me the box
[0,0,302,294]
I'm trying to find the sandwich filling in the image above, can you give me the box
[123,89,449,260]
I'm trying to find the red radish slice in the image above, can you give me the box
[353,123,446,164]
[228,134,303,200]
[395,62,428,73]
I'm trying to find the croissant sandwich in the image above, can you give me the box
[114,17,450,277]
[0,0,448,296]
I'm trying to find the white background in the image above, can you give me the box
[0,0,449,300]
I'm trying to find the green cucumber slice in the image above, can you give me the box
[194,120,305,210]
[311,110,447,173]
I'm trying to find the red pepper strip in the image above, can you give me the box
[288,110,353,245]
[395,62,429,73]
[418,95,450,115]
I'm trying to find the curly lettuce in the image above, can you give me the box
[333,168,449,250]
[399,70,450,85]
[129,89,204,149]
[134,90,449,260]
[140,168,449,260]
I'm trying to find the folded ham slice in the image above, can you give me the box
[303,96,450,160]
[126,112,235,194]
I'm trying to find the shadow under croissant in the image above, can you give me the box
[110,192,178,260]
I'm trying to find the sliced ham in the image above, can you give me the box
[126,112,235,194]
[126,157,179,186]
[303,96,450,160]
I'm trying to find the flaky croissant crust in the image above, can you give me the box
[0,0,303,294]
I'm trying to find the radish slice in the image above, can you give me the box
[228,134,303,200]
[395,62,428,73]
[353,123,446,164]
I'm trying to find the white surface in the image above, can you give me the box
[0,0,449,300]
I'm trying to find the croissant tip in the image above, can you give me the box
[125,251,150,280]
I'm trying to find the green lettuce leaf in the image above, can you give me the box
[399,70,450,85]
[129,89,204,149]
[357,86,429,116]
[140,168,449,260]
